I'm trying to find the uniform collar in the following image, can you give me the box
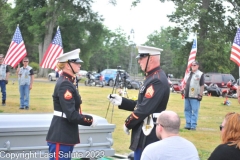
[145,66,161,76]
[62,72,75,83]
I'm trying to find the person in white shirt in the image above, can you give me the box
[141,110,199,160]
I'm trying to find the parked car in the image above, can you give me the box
[48,70,83,81]
[204,73,235,88]
[100,69,125,87]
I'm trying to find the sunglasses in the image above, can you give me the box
[23,61,29,62]
[192,65,197,66]
[139,54,149,60]
[219,125,224,131]
[154,122,165,127]
[219,112,236,131]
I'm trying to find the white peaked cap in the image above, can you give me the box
[56,48,83,63]
[137,45,163,55]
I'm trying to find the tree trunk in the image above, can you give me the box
[198,0,210,54]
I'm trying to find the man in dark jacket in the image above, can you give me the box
[108,45,170,160]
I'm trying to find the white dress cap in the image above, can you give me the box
[136,45,163,59]
[56,48,83,63]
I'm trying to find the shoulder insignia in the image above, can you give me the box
[64,89,72,100]
[145,85,154,98]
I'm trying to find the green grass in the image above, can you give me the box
[1,79,240,160]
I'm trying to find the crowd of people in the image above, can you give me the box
[1,45,239,160]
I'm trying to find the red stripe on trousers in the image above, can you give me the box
[55,143,60,160]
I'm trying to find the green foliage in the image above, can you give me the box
[145,27,188,78]
[0,2,12,54]
[88,27,129,71]
[29,62,39,71]
[3,0,105,69]
[164,0,240,77]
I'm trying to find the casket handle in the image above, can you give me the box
[88,137,93,146]
[106,137,113,146]
[4,140,10,151]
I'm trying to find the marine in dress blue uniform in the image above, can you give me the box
[46,49,96,160]
[108,46,170,160]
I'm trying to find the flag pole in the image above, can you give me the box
[181,31,197,98]
[238,66,240,103]
[230,27,240,103]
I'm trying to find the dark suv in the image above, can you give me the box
[204,73,235,88]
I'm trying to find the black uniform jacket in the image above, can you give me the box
[46,72,93,145]
[119,67,170,151]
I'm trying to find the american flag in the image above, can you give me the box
[230,28,240,66]
[181,35,197,89]
[40,26,63,69]
[3,26,27,68]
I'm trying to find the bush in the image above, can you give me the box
[29,62,39,72]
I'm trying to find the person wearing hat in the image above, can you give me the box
[0,54,9,106]
[107,45,170,160]
[17,57,34,110]
[46,49,97,160]
[183,60,204,130]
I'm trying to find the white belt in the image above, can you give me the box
[53,110,66,118]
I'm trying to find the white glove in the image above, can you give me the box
[91,118,98,127]
[123,124,130,135]
[107,94,122,106]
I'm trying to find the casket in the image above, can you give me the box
[0,113,115,160]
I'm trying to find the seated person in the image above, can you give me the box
[140,110,199,160]
[208,112,240,160]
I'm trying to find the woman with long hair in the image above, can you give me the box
[208,112,240,160]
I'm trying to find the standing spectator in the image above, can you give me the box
[208,112,240,160]
[17,57,34,110]
[46,49,97,160]
[0,54,9,106]
[108,45,170,160]
[55,70,59,81]
[183,61,204,130]
[141,110,199,160]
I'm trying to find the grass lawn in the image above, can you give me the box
[1,79,240,160]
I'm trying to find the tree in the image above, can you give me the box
[89,27,130,72]
[145,27,188,78]
[0,1,12,55]
[132,0,240,76]
[4,0,106,76]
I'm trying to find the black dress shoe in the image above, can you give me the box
[184,127,190,130]
[190,128,196,131]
